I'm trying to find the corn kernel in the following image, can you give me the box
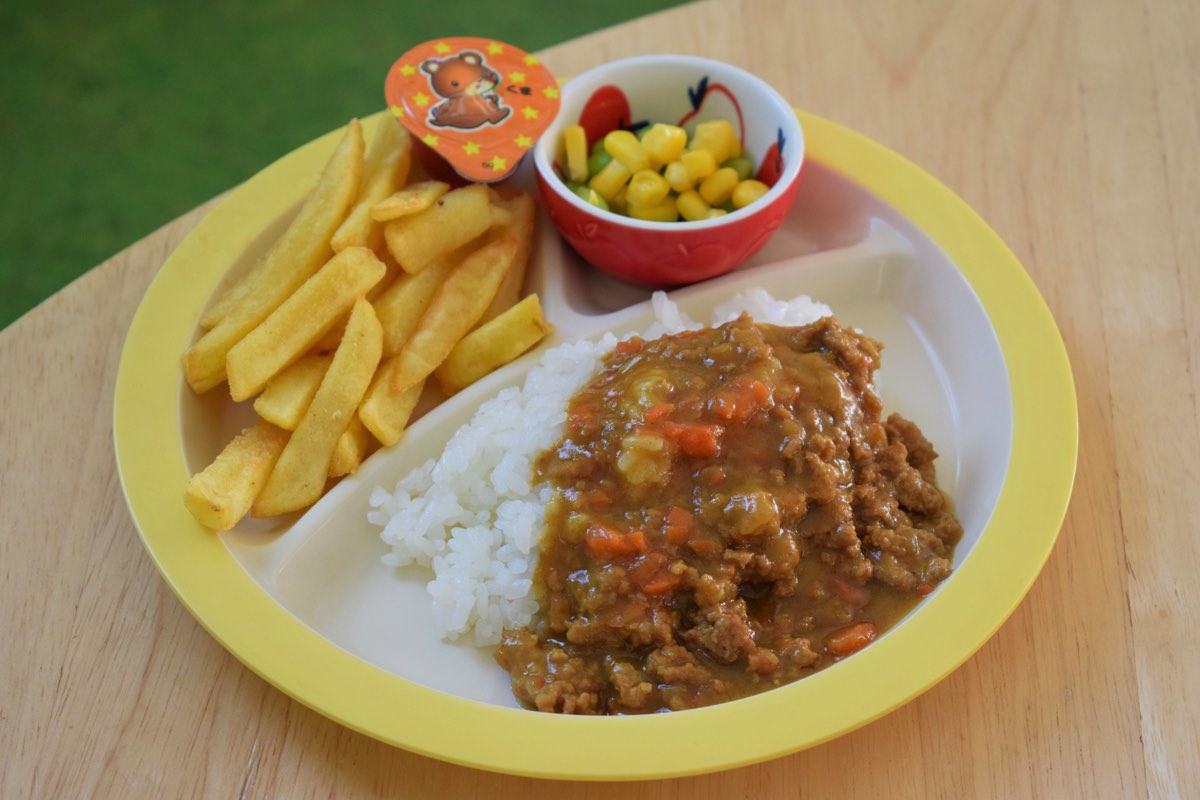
[663,161,694,193]
[564,125,589,183]
[706,208,728,219]
[731,179,770,209]
[628,194,679,222]
[603,130,651,173]
[676,190,711,222]
[698,167,740,206]
[680,149,718,182]
[689,119,741,164]
[627,169,671,207]
[608,184,628,215]
[588,159,632,201]
[641,123,688,168]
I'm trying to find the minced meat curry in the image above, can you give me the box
[494,315,962,714]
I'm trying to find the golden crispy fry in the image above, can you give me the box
[368,248,404,302]
[387,236,517,394]
[488,203,515,228]
[253,298,382,517]
[226,246,386,402]
[369,180,450,221]
[190,118,364,353]
[479,192,536,324]
[252,354,332,430]
[309,315,347,357]
[384,183,493,273]
[328,414,377,477]
[184,420,290,530]
[311,243,404,359]
[373,244,465,358]
[434,294,553,394]
[331,118,413,253]
[358,379,424,448]
[360,239,513,447]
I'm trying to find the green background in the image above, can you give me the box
[0,0,688,331]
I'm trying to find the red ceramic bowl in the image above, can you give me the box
[534,54,804,287]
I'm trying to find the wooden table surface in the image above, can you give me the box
[4,0,1197,796]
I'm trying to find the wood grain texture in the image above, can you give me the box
[2,0,1196,796]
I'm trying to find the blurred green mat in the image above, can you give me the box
[0,1,689,331]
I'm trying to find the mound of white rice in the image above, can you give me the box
[366,289,833,646]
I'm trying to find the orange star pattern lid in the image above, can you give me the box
[385,37,560,182]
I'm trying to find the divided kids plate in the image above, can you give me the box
[114,109,1077,780]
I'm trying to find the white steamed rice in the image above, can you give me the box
[366,289,833,646]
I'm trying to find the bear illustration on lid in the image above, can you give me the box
[421,50,512,130]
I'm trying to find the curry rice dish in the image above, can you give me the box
[495,314,962,713]
[370,293,962,714]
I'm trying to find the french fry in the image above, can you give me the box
[387,235,517,394]
[310,315,347,357]
[331,118,413,253]
[226,246,386,402]
[306,249,401,357]
[328,414,377,477]
[370,180,450,221]
[252,354,332,430]
[368,248,404,302]
[488,203,515,228]
[253,298,382,517]
[374,245,464,357]
[184,420,289,530]
[358,379,424,448]
[189,118,364,361]
[384,183,493,273]
[479,192,536,324]
[360,238,513,447]
[434,294,553,394]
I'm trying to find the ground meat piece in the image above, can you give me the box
[885,413,939,481]
[871,551,921,592]
[682,599,759,663]
[747,647,780,675]
[693,571,737,607]
[932,513,964,546]
[777,637,820,671]
[893,466,946,516]
[645,645,728,710]
[603,658,655,711]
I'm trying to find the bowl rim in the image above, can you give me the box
[533,53,805,232]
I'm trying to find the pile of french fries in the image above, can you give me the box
[183,117,552,531]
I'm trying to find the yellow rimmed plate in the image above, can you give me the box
[114,110,1077,780]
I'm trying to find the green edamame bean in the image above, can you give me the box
[721,156,755,181]
[567,181,610,210]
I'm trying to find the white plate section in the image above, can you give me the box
[188,160,1011,709]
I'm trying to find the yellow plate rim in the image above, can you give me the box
[114,109,1078,781]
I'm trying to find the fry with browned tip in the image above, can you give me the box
[184,420,290,531]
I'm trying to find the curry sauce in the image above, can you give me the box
[494,315,962,713]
